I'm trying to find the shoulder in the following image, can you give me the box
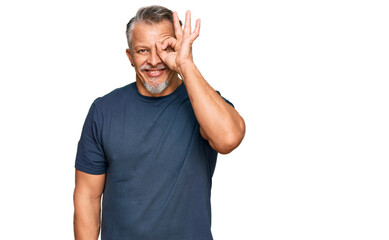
[93,82,136,109]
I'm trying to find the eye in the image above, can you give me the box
[137,49,147,53]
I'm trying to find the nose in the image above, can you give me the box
[147,48,162,66]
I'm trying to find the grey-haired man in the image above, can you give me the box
[74,5,245,240]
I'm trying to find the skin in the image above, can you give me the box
[73,170,105,240]
[74,10,245,240]
[126,19,181,97]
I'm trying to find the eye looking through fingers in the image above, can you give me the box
[154,10,201,71]
[161,37,177,50]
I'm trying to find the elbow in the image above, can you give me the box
[216,117,246,154]
[216,142,238,154]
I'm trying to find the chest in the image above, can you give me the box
[100,98,199,177]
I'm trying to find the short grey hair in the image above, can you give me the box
[126,5,182,51]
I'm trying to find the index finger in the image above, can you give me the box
[173,11,182,40]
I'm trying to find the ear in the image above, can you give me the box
[126,48,135,67]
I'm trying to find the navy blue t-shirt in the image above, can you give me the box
[75,82,232,240]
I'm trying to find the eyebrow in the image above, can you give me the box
[133,45,149,51]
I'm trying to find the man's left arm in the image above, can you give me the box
[178,62,245,154]
[156,10,245,154]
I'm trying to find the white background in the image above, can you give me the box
[1,0,388,239]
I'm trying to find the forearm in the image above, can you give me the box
[73,193,102,240]
[178,63,245,153]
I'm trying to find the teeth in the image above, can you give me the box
[150,70,161,73]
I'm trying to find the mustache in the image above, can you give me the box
[140,64,168,71]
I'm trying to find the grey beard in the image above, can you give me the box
[144,78,169,95]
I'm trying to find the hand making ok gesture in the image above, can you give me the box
[156,11,201,74]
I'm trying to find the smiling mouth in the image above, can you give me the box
[144,68,166,77]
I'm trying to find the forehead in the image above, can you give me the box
[131,20,174,45]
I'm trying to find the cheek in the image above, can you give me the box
[134,56,148,68]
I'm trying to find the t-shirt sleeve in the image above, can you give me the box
[75,100,107,175]
[216,91,234,108]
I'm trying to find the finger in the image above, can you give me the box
[155,41,168,60]
[173,11,182,40]
[162,37,177,50]
[189,19,201,42]
[183,10,191,36]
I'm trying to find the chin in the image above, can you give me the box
[144,78,170,94]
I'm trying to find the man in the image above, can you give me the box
[73,5,245,240]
